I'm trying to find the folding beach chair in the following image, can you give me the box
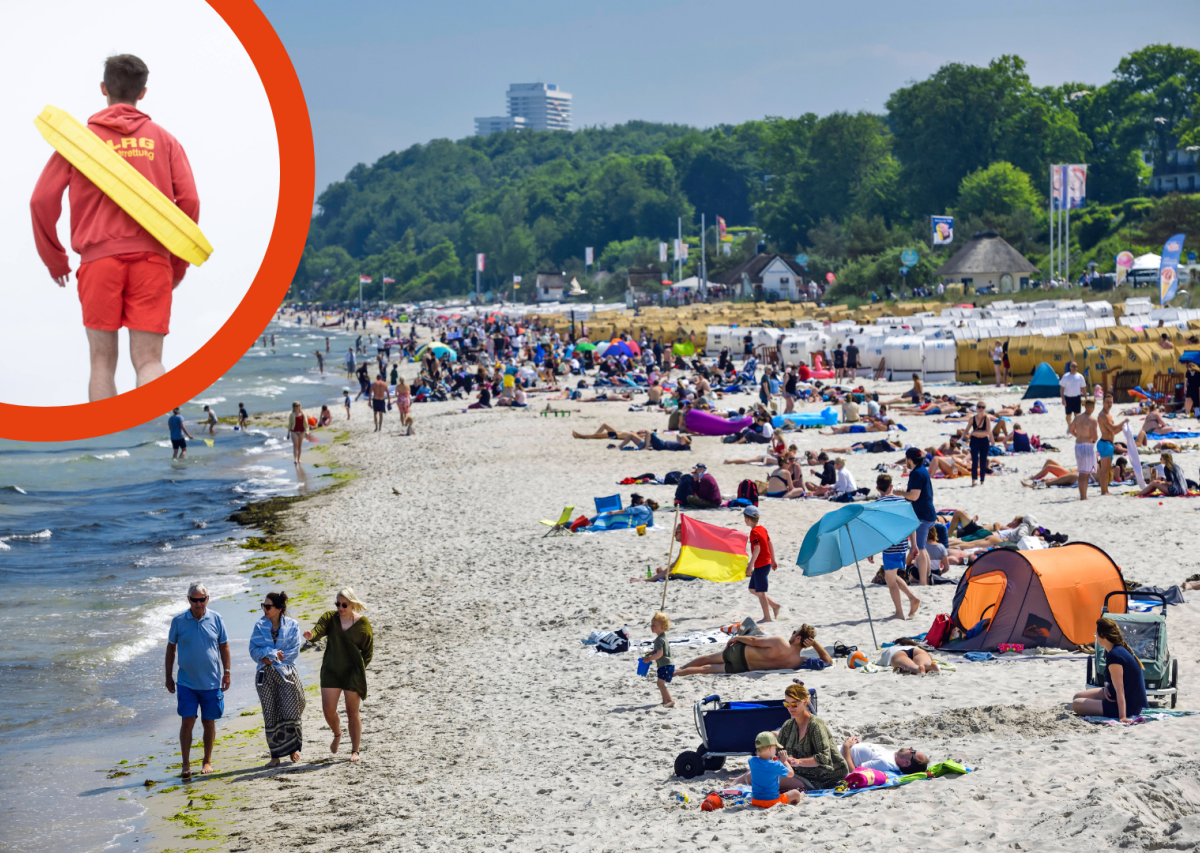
[540,505,575,537]
[594,494,623,514]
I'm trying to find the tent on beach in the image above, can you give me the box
[942,543,1125,652]
[1023,362,1060,399]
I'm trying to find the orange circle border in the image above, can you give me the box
[0,0,314,442]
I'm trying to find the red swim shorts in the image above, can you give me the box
[77,252,173,334]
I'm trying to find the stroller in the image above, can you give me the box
[1086,591,1178,708]
[674,690,817,779]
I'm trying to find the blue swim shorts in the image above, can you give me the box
[176,684,224,720]
[849,424,866,433]
[1097,440,1114,459]
[881,550,908,571]
[656,665,676,683]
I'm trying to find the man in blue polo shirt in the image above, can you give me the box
[903,447,937,586]
[165,583,230,777]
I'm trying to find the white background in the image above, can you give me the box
[0,0,280,406]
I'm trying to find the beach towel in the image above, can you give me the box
[1146,431,1200,439]
[804,764,974,798]
[1081,710,1198,726]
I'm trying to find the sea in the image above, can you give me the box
[0,317,372,852]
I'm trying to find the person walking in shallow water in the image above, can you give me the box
[303,588,373,762]
[165,583,230,778]
[250,591,304,767]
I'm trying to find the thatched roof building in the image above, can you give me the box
[935,230,1039,293]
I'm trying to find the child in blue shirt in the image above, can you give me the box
[747,731,802,808]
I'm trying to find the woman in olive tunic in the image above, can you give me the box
[303,587,373,761]
[775,682,849,791]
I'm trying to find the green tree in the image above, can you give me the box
[1112,45,1200,170]
[955,162,1042,219]
[885,56,1088,215]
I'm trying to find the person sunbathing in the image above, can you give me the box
[821,438,902,455]
[1182,573,1200,591]
[1137,406,1171,445]
[875,638,939,674]
[948,515,1037,548]
[764,458,807,499]
[819,421,890,435]
[724,442,796,467]
[992,403,1023,417]
[881,374,923,405]
[841,737,929,774]
[1020,458,1073,485]
[572,424,643,441]
[675,625,831,676]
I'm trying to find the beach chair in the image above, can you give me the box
[594,494,623,514]
[539,505,575,537]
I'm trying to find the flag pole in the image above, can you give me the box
[845,529,878,649]
[660,508,682,611]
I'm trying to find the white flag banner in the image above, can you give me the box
[659,242,668,263]
[1067,164,1088,209]
[476,253,486,272]
[673,239,683,261]
[584,247,593,265]
[513,274,522,283]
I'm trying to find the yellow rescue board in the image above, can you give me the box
[34,105,212,266]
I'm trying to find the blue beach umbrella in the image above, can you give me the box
[795,501,919,648]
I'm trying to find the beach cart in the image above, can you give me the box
[674,690,817,779]
[1086,591,1178,708]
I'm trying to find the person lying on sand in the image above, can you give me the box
[948,515,1038,549]
[841,737,929,773]
[876,638,940,674]
[675,624,831,675]
[821,438,902,455]
[819,421,891,435]
[1182,573,1200,591]
[573,424,641,441]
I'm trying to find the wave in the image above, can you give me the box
[284,375,325,385]
[0,529,51,549]
[242,385,287,398]
[191,396,227,406]
[69,450,132,463]
[0,485,28,494]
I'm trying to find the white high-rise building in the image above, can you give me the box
[474,83,572,136]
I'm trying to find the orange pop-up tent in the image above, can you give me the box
[942,543,1126,652]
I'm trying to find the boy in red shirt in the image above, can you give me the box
[743,506,781,623]
[30,54,200,401]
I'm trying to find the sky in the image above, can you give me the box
[258,0,1200,198]
[1,0,278,406]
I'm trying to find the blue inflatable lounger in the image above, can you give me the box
[772,407,839,429]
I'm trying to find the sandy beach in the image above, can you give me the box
[144,342,1200,853]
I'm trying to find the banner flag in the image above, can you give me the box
[584,247,593,265]
[931,216,954,245]
[1066,165,1088,209]
[359,275,372,284]
[1160,234,1186,305]
[659,242,668,263]
[476,253,485,272]
[513,274,522,283]
[717,216,727,240]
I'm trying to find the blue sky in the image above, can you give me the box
[257,0,1200,197]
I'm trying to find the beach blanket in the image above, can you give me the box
[805,765,974,798]
[1145,431,1200,439]
[1081,709,1198,726]
[707,765,973,805]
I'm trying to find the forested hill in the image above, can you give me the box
[296,46,1200,303]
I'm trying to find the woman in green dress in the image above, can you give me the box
[775,681,849,791]
[303,587,373,762]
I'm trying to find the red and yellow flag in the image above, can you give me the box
[674,515,749,583]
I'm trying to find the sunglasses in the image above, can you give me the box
[783,701,802,708]
[261,603,277,610]
[336,601,349,609]
[189,596,208,603]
